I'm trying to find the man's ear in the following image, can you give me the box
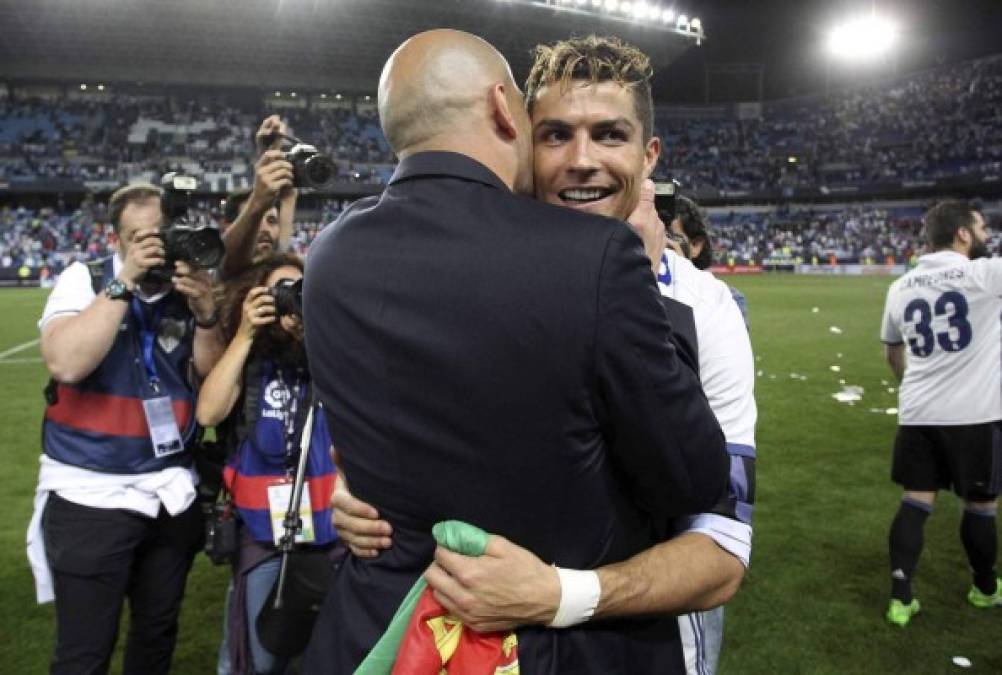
[642,136,662,179]
[957,226,973,248]
[489,83,518,142]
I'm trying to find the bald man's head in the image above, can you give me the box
[378,29,524,158]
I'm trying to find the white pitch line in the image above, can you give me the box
[0,357,42,365]
[0,338,40,360]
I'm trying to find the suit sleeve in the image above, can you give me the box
[594,226,728,525]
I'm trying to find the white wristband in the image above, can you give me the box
[548,567,601,628]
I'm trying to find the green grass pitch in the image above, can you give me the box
[1,276,998,673]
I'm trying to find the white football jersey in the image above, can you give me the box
[881,250,1002,425]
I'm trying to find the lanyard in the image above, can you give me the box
[275,365,307,476]
[130,298,164,394]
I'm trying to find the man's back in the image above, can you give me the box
[881,251,1002,426]
[304,152,725,672]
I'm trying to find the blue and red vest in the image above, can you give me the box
[43,258,197,474]
[223,359,337,546]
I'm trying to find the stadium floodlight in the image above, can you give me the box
[97,84,105,91]
[690,17,701,31]
[320,93,328,99]
[290,92,297,97]
[592,0,603,7]
[335,93,343,100]
[603,0,618,11]
[576,0,588,5]
[620,1,632,14]
[827,14,898,61]
[79,84,87,91]
[662,8,675,23]
[676,13,689,29]
[274,91,281,97]
[632,1,648,18]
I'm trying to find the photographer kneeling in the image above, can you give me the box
[196,254,339,675]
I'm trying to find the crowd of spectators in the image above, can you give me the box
[658,54,1002,193]
[3,53,1002,193]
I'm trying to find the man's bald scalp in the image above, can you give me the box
[379,29,516,156]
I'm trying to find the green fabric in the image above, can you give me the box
[354,521,490,675]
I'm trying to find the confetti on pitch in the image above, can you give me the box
[830,365,841,372]
[769,374,777,380]
[839,379,846,385]
[757,370,763,377]
[811,307,820,313]
[952,656,972,668]
[829,326,843,334]
[886,408,898,415]
[869,408,884,414]
[832,385,864,404]
[881,379,889,386]
[836,352,843,358]
[887,387,896,394]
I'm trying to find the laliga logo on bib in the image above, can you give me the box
[264,380,291,410]
[157,318,187,353]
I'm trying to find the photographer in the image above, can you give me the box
[220,116,298,280]
[196,253,338,675]
[26,182,225,675]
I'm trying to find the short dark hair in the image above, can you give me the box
[223,188,253,225]
[108,183,162,234]
[525,35,655,141]
[674,196,714,270]
[923,201,979,250]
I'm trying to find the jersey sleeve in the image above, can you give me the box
[678,280,757,567]
[38,262,96,331]
[880,285,903,345]
[969,258,1002,298]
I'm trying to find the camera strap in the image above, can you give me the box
[130,298,164,394]
[130,298,184,458]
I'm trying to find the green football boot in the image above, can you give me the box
[886,598,921,627]
[967,578,1002,608]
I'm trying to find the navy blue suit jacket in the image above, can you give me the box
[303,152,726,673]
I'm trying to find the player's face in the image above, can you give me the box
[254,207,281,259]
[966,212,990,260]
[531,80,660,221]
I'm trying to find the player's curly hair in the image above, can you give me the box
[525,35,655,141]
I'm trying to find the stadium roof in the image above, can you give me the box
[0,0,700,97]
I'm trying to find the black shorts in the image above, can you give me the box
[892,422,1002,500]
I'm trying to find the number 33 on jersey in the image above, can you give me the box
[882,250,1002,426]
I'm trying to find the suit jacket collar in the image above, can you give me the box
[388,151,509,192]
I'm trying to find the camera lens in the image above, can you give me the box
[303,155,336,189]
[186,229,225,268]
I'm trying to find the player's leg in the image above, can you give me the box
[961,499,1000,607]
[947,421,1002,607]
[887,426,939,626]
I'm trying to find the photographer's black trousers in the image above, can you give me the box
[42,494,203,675]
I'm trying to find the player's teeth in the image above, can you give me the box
[564,189,604,200]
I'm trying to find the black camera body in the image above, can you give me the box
[144,173,226,285]
[285,143,336,190]
[270,277,303,317]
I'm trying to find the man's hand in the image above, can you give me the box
[626,179,668,276]
[331,477,393,558]
[250,150,294,209]
[238,287,277,340]
[172,261,216,324]
[423,535,560,633]
[255,114,288,154]
[118,229,165,288]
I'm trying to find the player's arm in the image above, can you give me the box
[42,231,163,383]
[880,282,906,382]
[885,343,906,382]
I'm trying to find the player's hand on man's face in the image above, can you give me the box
[626,179,667,275]
[423,535,561,633]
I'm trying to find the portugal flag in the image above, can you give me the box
[355,521,519,675]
